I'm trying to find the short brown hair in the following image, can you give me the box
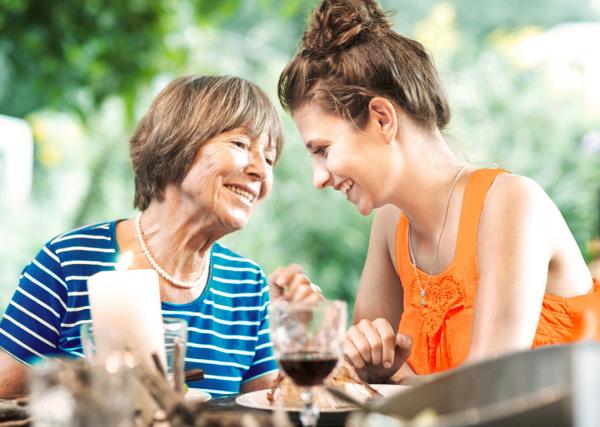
[278,0,449,130]
[130,75,284,210]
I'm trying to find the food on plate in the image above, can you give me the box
[267,362,381,410]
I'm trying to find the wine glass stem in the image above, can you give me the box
[300,386,319,427]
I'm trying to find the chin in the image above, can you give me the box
[225,217,250,231]
[222,210,252,231]
[354,202,374,216]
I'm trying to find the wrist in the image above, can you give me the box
[382,375,399,385]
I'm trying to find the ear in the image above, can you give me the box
[367,97,397,144]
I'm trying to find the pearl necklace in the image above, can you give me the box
[408,166,465,307]
[135,213,209,289]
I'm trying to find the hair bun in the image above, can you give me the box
[301,0,391,57]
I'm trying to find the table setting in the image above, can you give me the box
[2,264,600,427]
[3,342,600,427]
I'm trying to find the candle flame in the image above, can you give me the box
[115,251,134,271]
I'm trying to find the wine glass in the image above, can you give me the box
[270,300,347,427]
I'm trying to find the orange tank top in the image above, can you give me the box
[396,168,600,375]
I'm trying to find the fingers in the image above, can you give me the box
[268,264,304,300]
[395,333,413,364]
[269,264,304,288]
[287,273,322,303]
[268,264,323,303]
[358,320,383,367]
[344,326,369,369]
[373,318,396,369]
[344,318,396,369]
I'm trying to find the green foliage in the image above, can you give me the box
[0,1,171,118]
[449,53,600,254]
[452,0,599,39]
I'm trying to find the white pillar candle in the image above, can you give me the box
[87,269,166,370]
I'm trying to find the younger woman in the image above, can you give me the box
[278,0,600,382]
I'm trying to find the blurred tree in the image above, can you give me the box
[0,0,316,120]
[0,0,178,121]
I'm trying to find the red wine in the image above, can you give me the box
[279,352,338,386]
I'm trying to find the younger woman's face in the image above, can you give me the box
[292,104,389,216]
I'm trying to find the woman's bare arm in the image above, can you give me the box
[469,174,579,360]
[240,372,278,393]
[0,350,29,398]
[353,204,404,326]
[345,205,413,383]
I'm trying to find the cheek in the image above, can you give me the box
[182,151,222,194]
[325,151,348,174]
[258,174,274,200]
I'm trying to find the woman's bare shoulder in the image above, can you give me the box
[489,173,547,202]
[484,173,556,223]
[482,173,592,296]
[479,173,557,256]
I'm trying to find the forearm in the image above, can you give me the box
[0,351,29,398]
[240,371,278,393]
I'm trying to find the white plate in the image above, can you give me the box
[235,384,408,412]
[185,388,212,403]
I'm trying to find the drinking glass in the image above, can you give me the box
[269,300,347,427]
[80,317,187,391]
[162,317,187,391]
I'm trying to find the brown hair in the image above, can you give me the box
[278,0,450,130]
[130,75,284,210]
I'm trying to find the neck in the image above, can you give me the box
[388,132,465,239]
[140,195,222,280]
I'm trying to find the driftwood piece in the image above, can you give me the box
[0,402,28,422]
[152,353,167,379]
[0,419,31,427]
[173,340,185,394]
[2,356,292,427]
[184,369,204,383]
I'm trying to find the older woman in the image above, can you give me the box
[0,75,317,398]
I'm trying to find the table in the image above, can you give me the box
[201,394,353,427]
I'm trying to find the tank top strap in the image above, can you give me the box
[395,212,411,280]
[454,168,510,263]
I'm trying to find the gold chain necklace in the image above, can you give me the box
[408,166,465,307]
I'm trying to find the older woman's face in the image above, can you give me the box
[180,127,276,231]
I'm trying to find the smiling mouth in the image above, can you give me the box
[225,185,256,203]
[338,180,354,198]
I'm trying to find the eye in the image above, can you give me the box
[231,139,248,149]
[265,157,275,166]
[312,145,329,157]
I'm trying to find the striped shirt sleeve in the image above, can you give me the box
[0,243,67,365]
[242,272,278,383]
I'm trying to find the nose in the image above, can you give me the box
[245,149,268,181]
[312,160,332,189]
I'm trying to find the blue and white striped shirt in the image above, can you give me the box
[0,220,277,397]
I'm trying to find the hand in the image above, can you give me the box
[344,318,412,384]
[269,263,323,303]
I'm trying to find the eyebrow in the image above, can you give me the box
[305,139,327,151]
